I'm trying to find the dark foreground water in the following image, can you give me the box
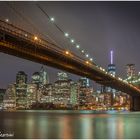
[0,110,140,139]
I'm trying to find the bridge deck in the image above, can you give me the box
[0,20,140,96]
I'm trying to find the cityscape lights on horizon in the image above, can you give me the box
[1,68,130,111]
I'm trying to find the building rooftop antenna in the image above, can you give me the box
[110,50,113,64]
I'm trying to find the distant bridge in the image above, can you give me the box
[0,20,140,110]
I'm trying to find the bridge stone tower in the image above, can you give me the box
[125,64,140,111]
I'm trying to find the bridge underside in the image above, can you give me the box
[0,40,103,81]
[0,27,140,98]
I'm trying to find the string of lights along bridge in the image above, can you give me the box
[36,4,94,64]
[1,3,140,96]
[33,4,125,78]
[38,4,140,92]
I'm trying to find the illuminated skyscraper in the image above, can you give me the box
[0,89,5,109]
[16,71,27,84]
[101,51,115,95]
[38,84,53,103]
[32,72,40,84]
[31,66,49,86]
[16,71,27,109]
[78,77,92,107]
[70,82,78,106]
[79,77,90,87]
[53,72,71,106]
[27,84,38,108]
[57,72,68,81]
[125,64,140,89]
[40,66,49,85]
[3,84,16,110]
[107,50,116,99]
[108,50,116,76]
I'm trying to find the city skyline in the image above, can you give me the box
[1,2,140,139]
[1,1,140,88]
[1,66,130,111]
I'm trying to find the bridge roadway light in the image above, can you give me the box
[65,51,69,55]
[34,36,38,41]
[100,67,103,70]
[5,18,9,22]
[25,34,28,37]
[81,50,84,53]
[86,54,89,58]
[102,68,105,72]
[90,58,93,61]
[118,77,122,81]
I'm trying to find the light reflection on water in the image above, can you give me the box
[0,110,140,139]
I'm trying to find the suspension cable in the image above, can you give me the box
[36,3,97,66]
[6,2,59,46]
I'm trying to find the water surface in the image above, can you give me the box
[0,110,140,139]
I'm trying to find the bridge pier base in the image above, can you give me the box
[130,96,140,111]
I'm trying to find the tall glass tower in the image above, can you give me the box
[108,50,116,76]
[16,71,27,85]
[79,77,90,88]
[57,72,68,81]
[107,50,116,96]
[40,66,49,85]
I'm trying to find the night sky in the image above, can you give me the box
[0,1,140,88]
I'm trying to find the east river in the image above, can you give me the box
[0,110,140,139]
